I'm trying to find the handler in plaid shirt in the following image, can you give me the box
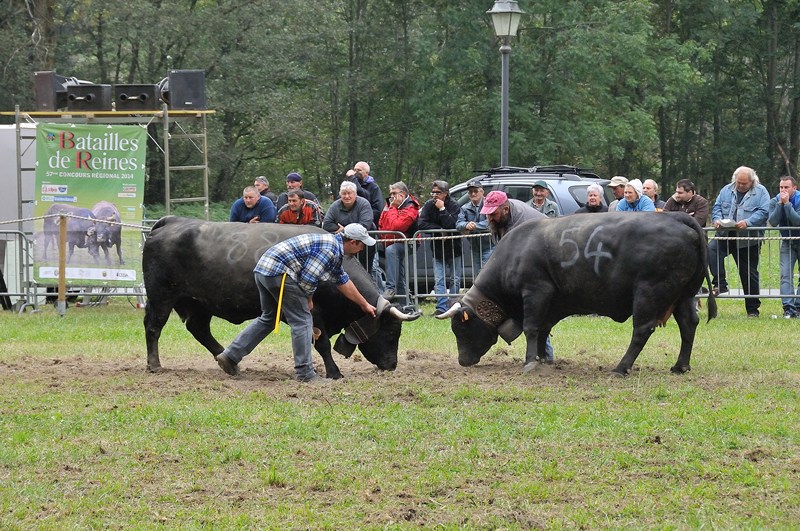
[215,224,377,383]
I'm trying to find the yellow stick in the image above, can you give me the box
[274,272,287,333]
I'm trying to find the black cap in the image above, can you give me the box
[466,179,483,189]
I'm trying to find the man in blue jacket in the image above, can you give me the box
[230,186,276,223]
[709,166,770,317]
[768,176,800,318]
[456,179,493,277]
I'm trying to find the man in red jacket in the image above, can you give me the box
[377,181,420,301]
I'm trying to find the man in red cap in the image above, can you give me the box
[481,190,545,244]
[480,190,552,361]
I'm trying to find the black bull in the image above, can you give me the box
[143,217,419,378]
[437,212,717,375]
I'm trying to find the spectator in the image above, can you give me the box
[528,180,561,217]
[230,185,276,223]
[767,175,800,318]
[456,179,494,276]
[574,184,608,214]
[418,180,462,316]
[606,176,628,211]
[214,224,377,383]
[254,176,278,205]
[350,161,384,229]
[275,172,319,211]
[276,190,323,227]
[663,179,709,227]
[377,181,420,300]
[643,179,666,210]
[708,166,770,317]
[482,190,545,244]
[480,191,553,361]
[616,179,656,212]
[322,181,374,233]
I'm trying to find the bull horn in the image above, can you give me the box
[376,296,391,315]
[388,306,421,321]
[435,302,462,319]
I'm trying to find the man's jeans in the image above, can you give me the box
[222,273,316,380]
[384,242,409,297]
[469,235,494,279]
[433,254,463,313]
[708,238,762,314]
[779,240,800,315]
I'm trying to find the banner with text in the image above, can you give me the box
[33,123,147,285]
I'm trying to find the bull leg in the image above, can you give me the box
[612,303,658,375]
[669,297,699,374]
[312,330,343,380]
[101,245,111,265]
[116,243,125,265]
[144,300,174,372]
[183,309,224,357]
[520,288,553,373]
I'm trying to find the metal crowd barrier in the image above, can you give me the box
[705,226,797,301]
[0,225,149,314]
[355,225,797,311]
[4,223,797,314]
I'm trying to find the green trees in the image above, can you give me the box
[1,0,798,204]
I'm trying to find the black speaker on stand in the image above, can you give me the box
[114,84,160,111]
[67,84,113,111]
[159,69,206,110]
[34,71,69,111]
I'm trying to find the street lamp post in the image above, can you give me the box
[487,0,524,168]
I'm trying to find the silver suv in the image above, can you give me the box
[449,165,612,212]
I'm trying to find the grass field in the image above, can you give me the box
[1,297,798,528]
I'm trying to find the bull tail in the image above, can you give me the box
[671,213,717,323]
[705,269,717,322]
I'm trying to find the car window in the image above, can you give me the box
[452,184,496,207]
[504,185,533,203]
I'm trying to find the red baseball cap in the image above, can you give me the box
[480,191,508,215]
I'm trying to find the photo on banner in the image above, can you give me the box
[32,123,147,286]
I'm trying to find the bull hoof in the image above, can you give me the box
[609,370,628,378]
[326,372,343,380]
[670,365,691,374]
[146,364,162,373]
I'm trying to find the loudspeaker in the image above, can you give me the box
[160,69,206,110]
[34,71,69,111]
[67,84,112,111]
[114,84,159,110]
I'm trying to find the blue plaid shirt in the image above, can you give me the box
[254,233,349,296]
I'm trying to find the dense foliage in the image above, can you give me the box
[2,0,799,204]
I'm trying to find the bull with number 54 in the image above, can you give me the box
[437,212,716,376]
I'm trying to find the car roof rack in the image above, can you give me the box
[475,165,600,180]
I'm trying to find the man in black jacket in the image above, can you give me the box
[350,161,384,228]
[418,180,462,316]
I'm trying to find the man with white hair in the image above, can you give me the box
[708,166,770,317]
[574,184,608,214]
[322,181,374,233]
[643,179,666,210]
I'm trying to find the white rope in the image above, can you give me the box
[0,213,151,231]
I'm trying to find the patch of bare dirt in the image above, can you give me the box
[0,345,664,399]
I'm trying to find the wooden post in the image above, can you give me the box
[57,214,67,316]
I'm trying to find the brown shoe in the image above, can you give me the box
[215,353,240,376]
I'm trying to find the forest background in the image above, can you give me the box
[1,0,799,207]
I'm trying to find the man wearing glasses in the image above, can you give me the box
[418,180,463,316]
[377,182,420,301]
